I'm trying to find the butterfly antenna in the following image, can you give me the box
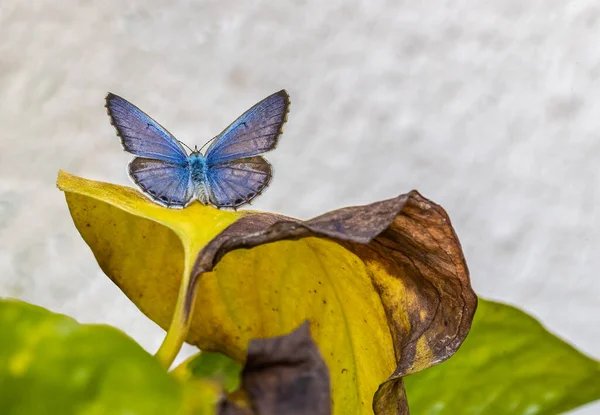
[198,135,218,153]
[177,140,194,153]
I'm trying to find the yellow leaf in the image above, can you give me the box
[57,170,477,415]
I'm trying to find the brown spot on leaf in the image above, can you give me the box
[221,322,331,415]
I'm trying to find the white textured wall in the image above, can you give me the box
[0,1,598,413]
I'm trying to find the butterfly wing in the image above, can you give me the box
[105,93,189,165]
[205,90,290,165]
[206,156,272,208]
[106,93,193,208]
[128,158,193,208]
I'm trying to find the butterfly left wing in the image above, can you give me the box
[128,158,194,208]
[106,93,194,208]
[205,90,290,165]
[206,156,272,208]
[105,93,189,165]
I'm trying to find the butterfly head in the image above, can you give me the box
[188,144,202,157]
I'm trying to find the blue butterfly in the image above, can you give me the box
[105,90,290,209]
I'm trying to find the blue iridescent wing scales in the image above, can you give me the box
[106,91,288,209]
[106,93,193,207]
[203,90,288,207]
[206,156,272,208]
[105,93,188,165]
[128,158,193,208]
[205,90,290,165]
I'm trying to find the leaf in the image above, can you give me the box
[58,171,478,414]
[56,171,242,364]
[403,299,600,415]
[0,298,220,415]
[221,321,331,415]
[175,351,242,393]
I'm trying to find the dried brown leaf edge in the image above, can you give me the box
[184,190,477,414]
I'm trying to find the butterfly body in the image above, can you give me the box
[105,90,290,209]
[188,152,210,204]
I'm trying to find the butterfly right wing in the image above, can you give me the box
[206,156,272,208]
[105,93,189,165]
[128,158,194,208]
[205,90,290,165]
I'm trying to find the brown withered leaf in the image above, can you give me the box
[185,190,477,413]
[221,322,331,415]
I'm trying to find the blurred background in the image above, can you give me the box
[0,1,598,413]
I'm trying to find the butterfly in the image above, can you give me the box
[105,90,290,209]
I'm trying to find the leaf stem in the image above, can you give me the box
[155,243,198,369]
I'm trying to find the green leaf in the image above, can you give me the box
[0,298,220,415]
[404,299,600,415]
[180,351,242,393]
